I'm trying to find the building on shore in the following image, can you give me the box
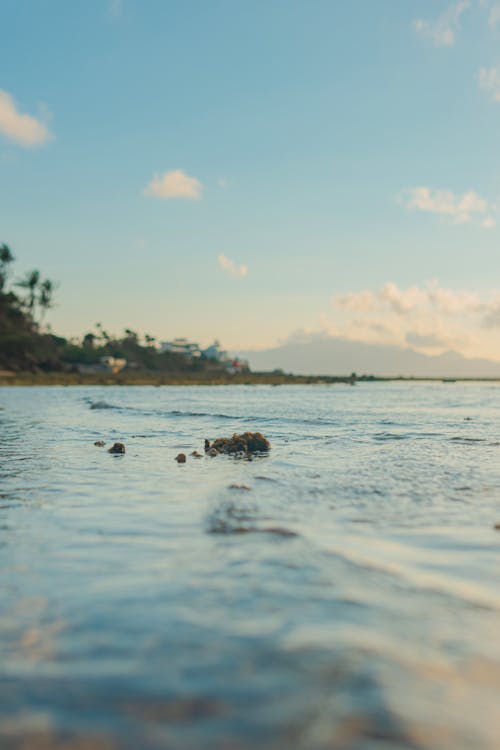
[159,338,250,373]
[160,338,201,357]
[201,340,228,362]
[77,356,127,375]
[101,356,127,374]
[226,357,250,374]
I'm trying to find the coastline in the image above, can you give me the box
[0,371,356,386]
[1,372,500,386]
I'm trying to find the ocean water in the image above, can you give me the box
[0,383,499,750]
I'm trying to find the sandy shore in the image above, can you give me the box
[0,371,358,386]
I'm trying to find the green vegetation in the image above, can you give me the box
[0,245,237,379]
[0,244,63,372]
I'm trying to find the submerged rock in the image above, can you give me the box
[175,453,187,463]
[108,442,125,454]
[228,484,251,491]
[205,432,270,455]
[191,451,203,458]
[94,440,106,447]
[90,401,115,410]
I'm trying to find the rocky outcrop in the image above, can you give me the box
[108,442,125,454]
[205,432,270,455]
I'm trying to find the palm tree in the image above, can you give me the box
[16,269,40,312]
[38,279,54,322]
[0,243,14,265]
[83,332,96,348]
[95,322,111,345]
[0,243,15,291]
[124,328,138,344]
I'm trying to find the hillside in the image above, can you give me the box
[241,336,500,379]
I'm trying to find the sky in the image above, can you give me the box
[1,0,500,360]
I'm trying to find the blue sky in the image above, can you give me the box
[2,0,500,358]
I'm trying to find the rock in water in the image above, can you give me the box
[205,432,270,455]
[94,440,106,447]
[175,453,187,463]
[108,442,125,454]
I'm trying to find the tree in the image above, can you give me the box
[14,269,56,324]
[0,243,15,291]
[16,269,40,312]
[95,322,111,345]
[124,328,139,344]
[83,332,96,349]
[39,279,54,322]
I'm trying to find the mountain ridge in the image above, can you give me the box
[239,336,500,378]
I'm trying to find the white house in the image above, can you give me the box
[201,340,229,362]
[160,338,201,357]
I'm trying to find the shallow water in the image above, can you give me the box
[0,383,499,749]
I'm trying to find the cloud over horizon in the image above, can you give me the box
[326,280,500,360]
[144,169,202,200]
[217,254,248,278]
[0,90,52,147]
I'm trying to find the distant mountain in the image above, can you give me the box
[239,336,500,378]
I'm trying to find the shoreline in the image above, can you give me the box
[1,372,500,386]
[0,372,355,386]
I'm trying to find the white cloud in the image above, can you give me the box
[218,254,248,278]
[489,3,500,27]
[478,66,500,101]
[329,280,500,359]
[144,169,202,200]
[335,281,482,317]
[0,90,52,147]
[482,0,500,27]
[482,216,497,228]
[482,300,500,327]
[403,186,492,226]
[413,1,470,46]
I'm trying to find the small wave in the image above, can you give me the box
[169,409,238,420]
[320,537,500,611]
[449,437,487,444]
[373,432,409,441]
[372,431,443,442]
[86,402,352,428]
[208,524,299,538]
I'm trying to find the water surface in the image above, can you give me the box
[1,384,499,749]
